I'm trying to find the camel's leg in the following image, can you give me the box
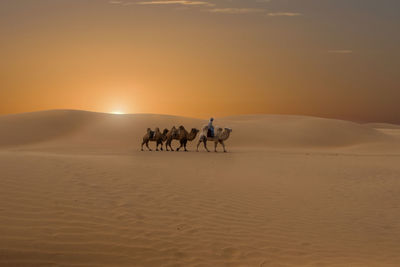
[196,140,201,152]
[141,140,145,151]
[165,140,170,151]
[184,140,188,152]
[220,140,227,152]
[214,141,218,152]
[177,140,185,152]
[156,140,160,151]
[203,140,210,152]
[168,140,174,151]
[160,142,164,151]
[197,137,207,152]
[146,141,152,151]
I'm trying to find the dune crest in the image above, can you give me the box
[0,110,396,152]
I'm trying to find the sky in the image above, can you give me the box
[0,0,399,122]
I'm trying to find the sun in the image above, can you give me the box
[110,111,125,115]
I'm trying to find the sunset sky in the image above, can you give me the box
[0,0,399,122]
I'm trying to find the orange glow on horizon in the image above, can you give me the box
[0,1,399,123]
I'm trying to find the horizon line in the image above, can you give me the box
[0,109,399,125]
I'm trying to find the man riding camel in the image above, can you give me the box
[208,117,215,137]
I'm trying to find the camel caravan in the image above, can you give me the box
[141,123,232,152]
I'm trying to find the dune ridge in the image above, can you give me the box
[0,110,394,152]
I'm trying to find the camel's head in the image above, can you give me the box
[191,128,199,135]
[224,127,232,133]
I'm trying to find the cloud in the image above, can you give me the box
[108,1,136,6]
[137,0,214,6]
[267,12,302,17]
[110,0,302,18]
[209,8,265,14]
[328,50,353,54]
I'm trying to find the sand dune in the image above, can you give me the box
[0,110,395,152]
[366,123,400,130]
[219,115,390,148]
[0,110,400,266]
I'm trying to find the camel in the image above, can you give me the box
[176,126,200,152]
[196,126,232,152]
[141,127,169,151]
[165,126,180,151]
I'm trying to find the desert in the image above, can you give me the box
[2,0,400,265]
[1,110,400,266]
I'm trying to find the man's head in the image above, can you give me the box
[210,118,214,122]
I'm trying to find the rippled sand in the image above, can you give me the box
[0,110,399,266]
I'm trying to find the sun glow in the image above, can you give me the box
[110,111,125,115]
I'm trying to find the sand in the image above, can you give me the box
[1,110,400,266]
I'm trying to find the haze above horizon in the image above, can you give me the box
[0,0,399,123]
